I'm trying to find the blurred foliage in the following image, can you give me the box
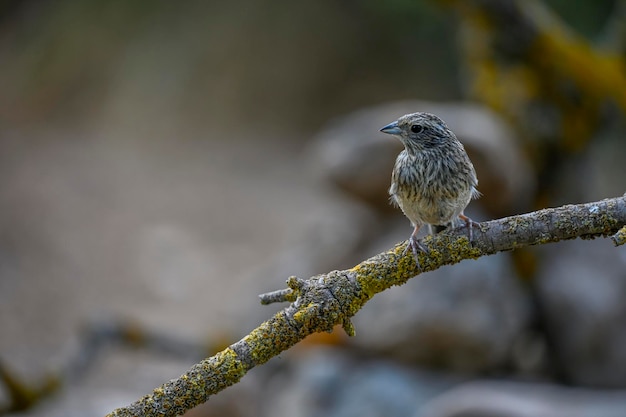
[437,0,626,207]
[545,0,618,38]
[0,359,59,413]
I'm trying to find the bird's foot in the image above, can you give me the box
[403,235,429,270]
[459,214,480,243]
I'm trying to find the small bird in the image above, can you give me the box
[380,112,480,262]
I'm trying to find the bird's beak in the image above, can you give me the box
[380,121,402,135]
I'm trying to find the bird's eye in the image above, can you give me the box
[410,124,423,133]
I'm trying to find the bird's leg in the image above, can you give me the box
[458,213,479,242]
[403,224,429,269]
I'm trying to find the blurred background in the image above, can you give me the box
[1,0,626,416]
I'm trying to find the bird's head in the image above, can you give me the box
[380,112,453,154]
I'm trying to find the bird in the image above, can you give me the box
[380,112,480,264]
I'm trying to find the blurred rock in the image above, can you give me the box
[263,347,464,417]
[535,238,626,387]
[419,380,626,417]
[308,100,535,217]
[352,213,535,374]
[240,188,377,286]
[237,188,378,332]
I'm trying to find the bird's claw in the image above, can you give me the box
[403,235,429,271]
[460,216,480,242]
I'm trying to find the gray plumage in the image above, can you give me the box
[380,112,480,260]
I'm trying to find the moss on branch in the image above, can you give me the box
[107,195,626,417]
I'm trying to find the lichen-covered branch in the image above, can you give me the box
[613,225,626,246]
[106,195,626,417]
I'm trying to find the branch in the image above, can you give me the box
[613,225,626,246]
[106,195,626,417]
